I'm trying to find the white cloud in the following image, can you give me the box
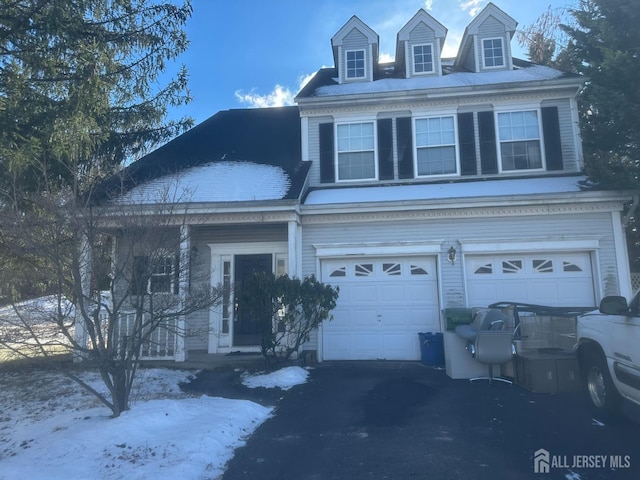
[234,84,295,108]
[423,0,434,10]
[459,0,486,16]
[234,71,318,108]
[379,51,394,63]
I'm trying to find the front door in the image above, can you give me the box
[234,254,272,346]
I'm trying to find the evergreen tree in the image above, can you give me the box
[562,0,640,189]
[0,0,193,197]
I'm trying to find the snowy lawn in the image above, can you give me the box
[0,365,309,479]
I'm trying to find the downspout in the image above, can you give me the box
[622,194,640,227]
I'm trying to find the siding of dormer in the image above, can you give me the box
[340,28,373,83]
[459,42,477,72]
[405,23,440,77]
[475,16,512,71]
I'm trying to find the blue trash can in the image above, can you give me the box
[418,332,444,366]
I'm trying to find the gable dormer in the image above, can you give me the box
[395,9,447,78]
[455,2,517,73]
[331,16,379,84]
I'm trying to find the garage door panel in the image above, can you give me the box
[351,333,381,360]
[466,253,595,308]
[322,334,350,360]
[350,284,378,303]
[382,333,420,360]
[351,309,379,328]
[530,282,564,303]
[378,284,407,303]
[322,256,439,361]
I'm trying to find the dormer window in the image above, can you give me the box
[412,44,434,74]
[346,49,366,79]
[482,38,505,68]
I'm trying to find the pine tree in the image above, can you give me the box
[562,0,640,189]
[0,0,193,197]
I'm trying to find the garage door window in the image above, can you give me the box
[502,260,522,273]
[533,259,553,272]
[563,262,582,272]
[383,263,402,276]
[330,266,347,277]
[355,263,374,277]
[466,253,595,308]
[410,265,429,275]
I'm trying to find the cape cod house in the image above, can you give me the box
[99,4,634,364]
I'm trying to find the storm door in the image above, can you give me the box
[233,254,273,346]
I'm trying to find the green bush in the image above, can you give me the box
[242,272,339,366]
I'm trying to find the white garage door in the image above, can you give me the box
[465,252,596,307]
[321,257,439,361]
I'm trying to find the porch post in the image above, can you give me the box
[74,233,91,362]
[288,219,302,278]
[175,224,190,362]
[612,211,632,299]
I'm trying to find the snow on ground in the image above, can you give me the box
[242,366,310,390]
[0,366,309,479]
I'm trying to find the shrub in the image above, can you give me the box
[242,273,339,366]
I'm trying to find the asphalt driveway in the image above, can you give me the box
[187,362,640,480]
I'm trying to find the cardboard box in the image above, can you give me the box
[515,351,580,393]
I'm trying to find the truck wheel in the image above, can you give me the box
[583,351,622,416]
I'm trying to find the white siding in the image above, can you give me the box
[300,210,621,351]
[542,98,580,171]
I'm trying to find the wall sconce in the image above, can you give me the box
[448,246,457,265]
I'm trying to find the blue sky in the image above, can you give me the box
[170,0,575,124]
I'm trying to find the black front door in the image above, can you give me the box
[234,254,272,346]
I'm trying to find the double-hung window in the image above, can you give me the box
[413,44,434,74]
[497,110,543,171]
[483,38,505,68]
[150,255,175,293]
[336,122,376,181]
[346,49,365,79]
[132,251,176,295]
[415,116,457,176]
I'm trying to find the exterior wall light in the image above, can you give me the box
[448,246,457,265]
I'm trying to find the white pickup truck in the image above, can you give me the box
[576,294,640,416]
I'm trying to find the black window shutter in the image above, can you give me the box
[377,119,394,180]
[541,106,564,171]
[319,122,335,183]
[396,117,414,179]
[478,111,498,174]
[458,112,477,176]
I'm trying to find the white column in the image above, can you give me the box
[175,224,190,362]
[74,233,91,362]
[612,211,632,299]
[288,220,302,278]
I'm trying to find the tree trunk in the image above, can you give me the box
[110,368,129,417]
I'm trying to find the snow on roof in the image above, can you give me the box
[113,161,292,204]
[303,176,587,206]
[314,64,568,97]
